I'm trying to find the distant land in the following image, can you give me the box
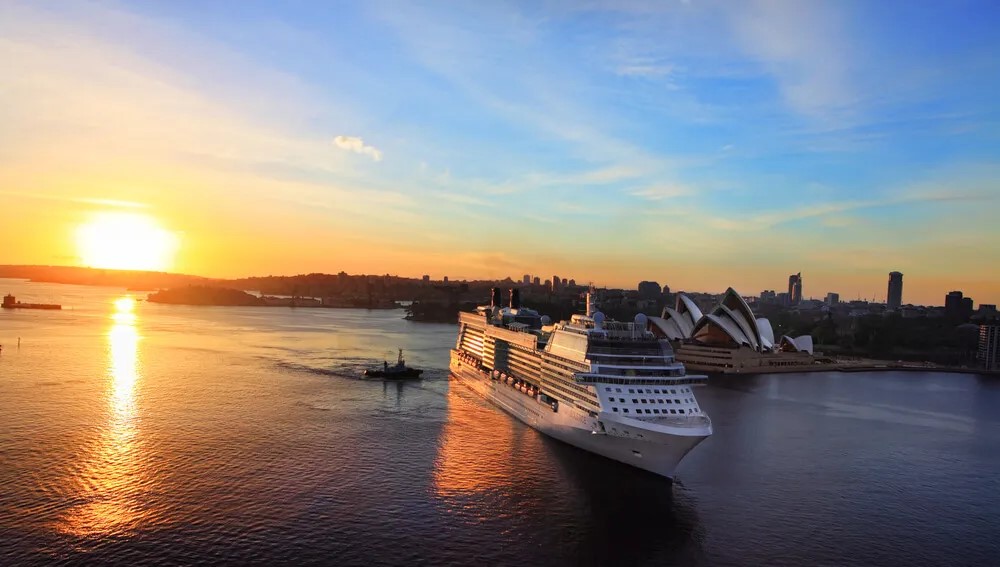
[2,265,996,369]
[0,265,207,290]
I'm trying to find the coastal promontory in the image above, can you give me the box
[147,286,264,306]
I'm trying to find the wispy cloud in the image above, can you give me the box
[333,135,383,162]
[630,184,692,201]
[726,1,856,120]
[0,191,148,209]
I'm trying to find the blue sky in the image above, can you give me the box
[1,0,998,304]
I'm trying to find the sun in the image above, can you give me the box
[76,212,180,271]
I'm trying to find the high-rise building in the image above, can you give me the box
[788,273,802,305]
[638,281,661,299]
[662,284,671,295]
[979,324,1000,371]
[443,276,449,283]
[552,275,560,291]
[945,291,973,321]
[523,274,531,285]
[962,297,974,320]
[825,292,840,305]
[887,271,903,309]
[532,276,540,286]
[422,275,430,283]
[568,279,576,288]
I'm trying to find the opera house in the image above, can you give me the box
[648,288,816,374]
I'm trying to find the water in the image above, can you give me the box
[1,278,999,566]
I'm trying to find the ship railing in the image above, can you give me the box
[638,415,712,429]
[576,374,708,386]
[587,359,685,369]
[586,346,668,356]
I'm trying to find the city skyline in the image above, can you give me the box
[1,2,999,306]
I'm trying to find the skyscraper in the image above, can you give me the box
[945,291,974,321]
[979,324,1000,371]
[523,274,531,285]
[887,271,903,309]
[788,273,802,305]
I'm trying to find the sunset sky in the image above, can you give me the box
[1,1,998,305]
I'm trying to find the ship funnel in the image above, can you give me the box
[509,288,521,310]
[490,287,502,308]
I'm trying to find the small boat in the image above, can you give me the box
[364,349,424,379]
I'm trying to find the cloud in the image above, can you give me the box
[615,58,676,78]
[630,184,692,201]
[333,135,383,162]
[726,1,856,120]
[0,191,148,209]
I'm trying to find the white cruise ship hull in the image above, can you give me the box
[450,351,707,479]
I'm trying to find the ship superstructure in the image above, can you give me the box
[449,288,712,479]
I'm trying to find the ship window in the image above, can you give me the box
[616,388,622,393]
[653,409,660,414]
[670,389,677,394]
[670,409,677,414]
[666,399,672,404]
[612,407,619,412]
[623,409,629,413]
[605,387,611,392]
[641,399,647,403]
[628,389,635,393]
[632,399,638,403]
[645,409,651,414]
[654,389,660,394]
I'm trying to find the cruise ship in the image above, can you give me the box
[449,288,712,479]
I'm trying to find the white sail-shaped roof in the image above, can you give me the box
[661,307,696,337]
[718,304,760,351]
[648,316,686,341]
[692,313,753,347]
[678,294,703,323]
[779,335,814,354]
[719,288,762,350]
[757,318,775,347]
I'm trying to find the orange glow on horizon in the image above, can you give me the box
[75,212,179,272]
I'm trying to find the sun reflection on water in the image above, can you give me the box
[55,296,153,537]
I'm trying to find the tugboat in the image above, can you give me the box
[364,349,423,379]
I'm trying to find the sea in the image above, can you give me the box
[1,278,998,566]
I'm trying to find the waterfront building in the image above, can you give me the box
[648,288,816,374]
[887,272,903,310]
[532,276,540,286]
[760,290,776,303]
[825,292,840,305]
[551,275,560,291]
[788,273,802,305]
[568,279,576,288]
[523,274,530,285]
[422,275,430,283]
[979,324,1000,371]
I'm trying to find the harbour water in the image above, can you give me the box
[1,279,998,566]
